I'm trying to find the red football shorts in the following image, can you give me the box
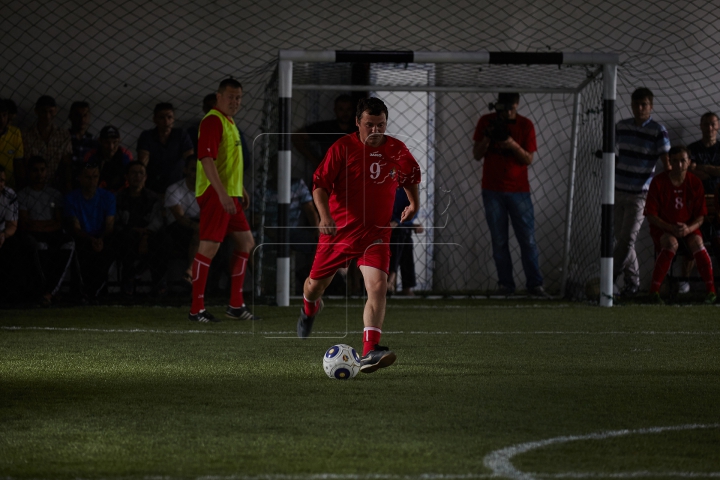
[651,230,702,253]
[309,237,390,279]
[197,187,250,242]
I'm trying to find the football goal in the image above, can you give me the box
[257,50,619,307]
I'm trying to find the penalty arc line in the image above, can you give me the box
[483,424,720,480]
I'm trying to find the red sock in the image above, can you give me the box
[191,253,212,314]
[651,249,675,293]
[229,251,249,308]
[303,295,321,316]
[363,327,382,356]
[693,247,716,293]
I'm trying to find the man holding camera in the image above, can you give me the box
[472,92,547,297]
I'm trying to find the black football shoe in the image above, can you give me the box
[188,310,220,323]
[297,299,323,338]
[226,305,261,320]
[360,344,397,374]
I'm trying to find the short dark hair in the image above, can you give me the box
[335,94,353,106]
[154,102,174,115]
[497,92,520,106]
[70,101,89,113]
[356,97,388,121]
[35,95,56,109]
[203,93,217,111]
[631,88,654,103]
[27,156,47,169]
[4,99,17,115]
[701,112,718,123]
[126,160,146,174]
[669,145,688,157]
[0,99,9,114]
[218,78,243,92]
[184,155,197,167]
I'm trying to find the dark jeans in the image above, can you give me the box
[389,227,416,289]
[482,190,543,292]
[75,237,116,297]
[22,230,75,297]
[114,229,167,292]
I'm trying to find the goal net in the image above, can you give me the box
[255,52,613,304]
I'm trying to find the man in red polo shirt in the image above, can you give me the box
[298,97,421,374]
[189,78,258,323]
[472,92,547,297]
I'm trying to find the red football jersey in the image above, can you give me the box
[472,113,537,193]
[313,132,421,239]
[644,171,707,238]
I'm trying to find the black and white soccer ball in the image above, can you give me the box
[323,344,361,380]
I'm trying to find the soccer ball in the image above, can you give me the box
[323,344,361,380]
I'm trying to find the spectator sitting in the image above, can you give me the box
[188,93,252,174]
[114,161,166,296]
[68,101,96,164]
[253,158,319,293]
[0,99,24,190]
[644,145,715,304]
[138,102,194,194]
[677,112,720,293]
[388,187,423,296]
[65,162,116,299]
[23,95,73,192]
[17,156,74,306]
[164,155,201,284]
[0,164,20,301]
[83,125,133,193]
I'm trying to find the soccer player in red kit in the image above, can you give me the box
[298,97,421,373]
[644,145,716,304]
[189,78,259,322]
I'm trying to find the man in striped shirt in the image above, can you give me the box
[614,88,671,295]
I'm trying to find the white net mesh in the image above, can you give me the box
[3,0,720,301]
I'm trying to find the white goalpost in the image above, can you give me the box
[272,50,619,307]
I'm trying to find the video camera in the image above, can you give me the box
[484,101,517,142]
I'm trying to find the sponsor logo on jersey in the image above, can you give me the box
[369,152,382,157]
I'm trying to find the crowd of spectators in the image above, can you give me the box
[0,94,244,305]
[0,92,359,306]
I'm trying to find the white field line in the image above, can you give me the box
[3,470,719,480]
[537,472,720,478]
[483,424,720,480]
[3,326,720,336]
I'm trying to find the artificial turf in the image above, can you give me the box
[1,299,719,478]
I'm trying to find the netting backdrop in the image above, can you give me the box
[3,0,720,301]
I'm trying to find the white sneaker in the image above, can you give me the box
[678,281,690,294]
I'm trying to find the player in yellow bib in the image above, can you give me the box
[189,78,258,323]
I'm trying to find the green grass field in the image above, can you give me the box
[1,299,719,479]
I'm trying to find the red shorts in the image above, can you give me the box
[651,230,702,253]
[309,236,390,279]
[197,188,250,242]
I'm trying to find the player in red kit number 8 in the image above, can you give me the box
[298,97,421,374]
[644,145,716,304]
[188,78,259,322]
